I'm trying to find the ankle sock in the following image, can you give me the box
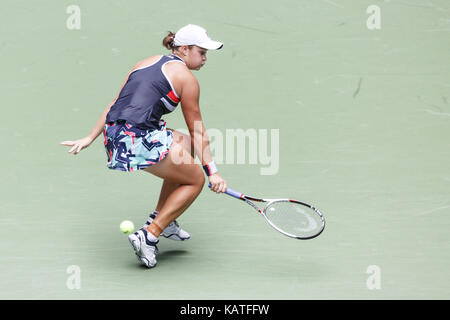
[149,210,159,219]
[146,221,163,239]
[145,230,159,242]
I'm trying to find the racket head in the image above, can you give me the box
[262,199,325,240]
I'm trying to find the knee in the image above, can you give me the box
[194,167,206,188]
[188,166,205,192]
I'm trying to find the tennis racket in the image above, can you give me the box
[209,184,325,240]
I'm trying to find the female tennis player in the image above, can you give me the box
[60,24,227,268]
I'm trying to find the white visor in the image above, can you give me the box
[173,24,223,50]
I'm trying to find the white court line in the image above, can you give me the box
[323,0,344,8]
[424,109,450,116]
[418,205,450,215]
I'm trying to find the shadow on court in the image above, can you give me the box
[128,249,191,269]
[157,249,190,261]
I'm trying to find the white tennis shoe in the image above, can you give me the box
[143,213,191,241]
[128,229,159,268]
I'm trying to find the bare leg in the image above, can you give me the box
[153,131,195,214]
[143,130,204,237]
[151,183,202,231]
[154,180,179,213]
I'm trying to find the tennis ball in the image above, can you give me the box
[120,220,134,235]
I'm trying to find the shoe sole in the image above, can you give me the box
[164,233,190,241]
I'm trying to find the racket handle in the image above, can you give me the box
[208,183,243,200]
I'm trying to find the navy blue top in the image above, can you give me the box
[106,54,185,130]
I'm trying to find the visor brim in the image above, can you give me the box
[197,40,223,50]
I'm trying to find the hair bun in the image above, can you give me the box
[162,32,176,50]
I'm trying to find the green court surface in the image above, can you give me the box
[1,0,449,299]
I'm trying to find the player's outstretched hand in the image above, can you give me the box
[60,136,94,155]
[208,173,227,193]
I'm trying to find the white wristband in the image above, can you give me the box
[203,161,218,176]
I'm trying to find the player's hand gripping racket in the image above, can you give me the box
[209,184,325,239]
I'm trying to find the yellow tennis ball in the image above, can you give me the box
[120,220,134,235]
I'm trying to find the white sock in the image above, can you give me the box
[146,230,158,242]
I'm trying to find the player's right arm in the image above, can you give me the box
[60,58,152,155]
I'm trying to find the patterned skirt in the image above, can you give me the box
[103,120,173,172]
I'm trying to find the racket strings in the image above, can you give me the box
[264,201,324,238]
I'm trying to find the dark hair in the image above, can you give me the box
[162,32,176,50]
[162,31,194,51]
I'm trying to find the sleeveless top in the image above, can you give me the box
[106,54,185,130]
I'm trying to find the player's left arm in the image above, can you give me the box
[179,72,226,193]
[179,73,212,165]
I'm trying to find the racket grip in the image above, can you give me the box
[208,183,243,200]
